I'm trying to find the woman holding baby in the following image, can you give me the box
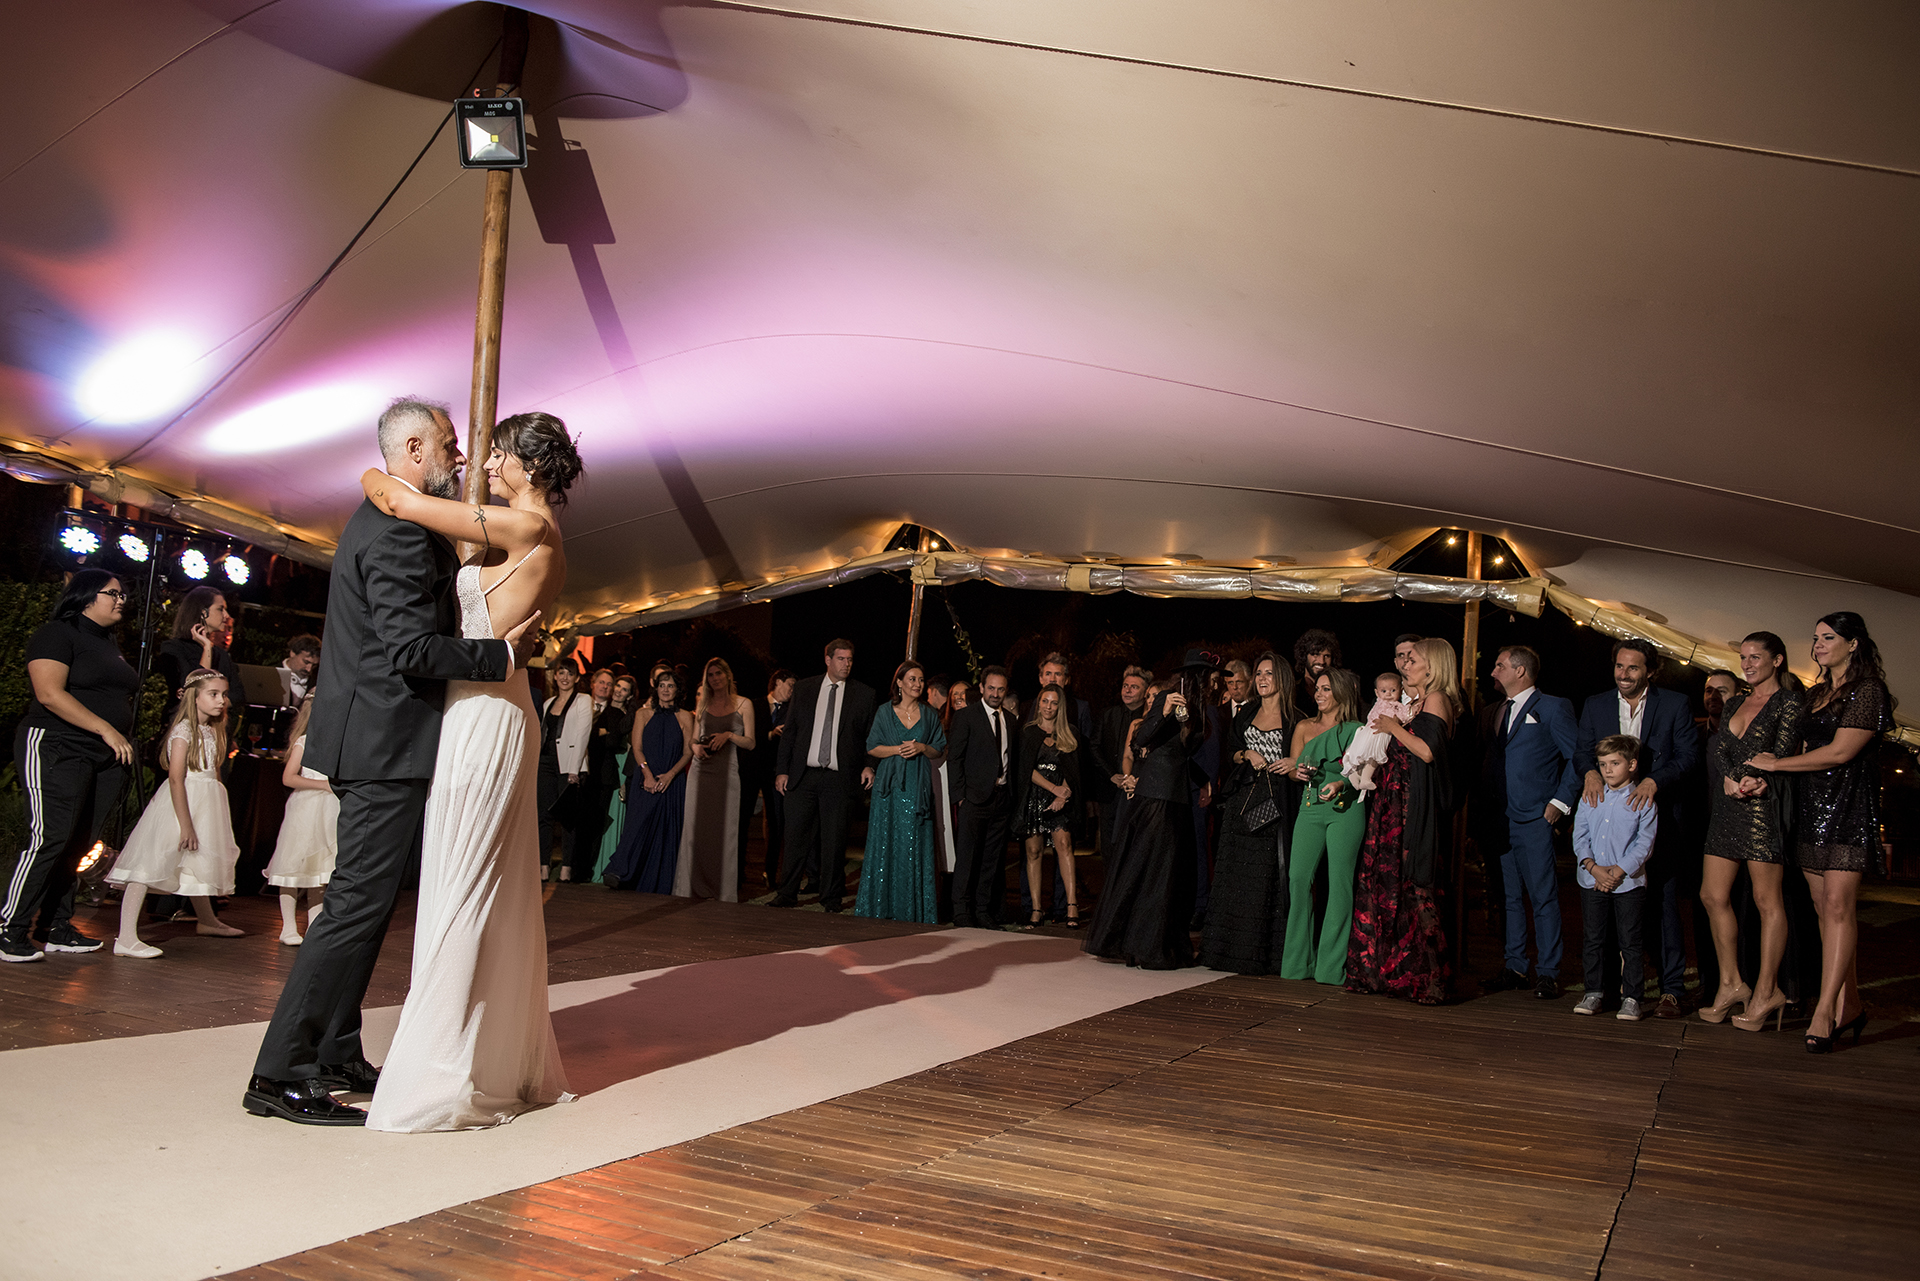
[1345,638,1461,1004]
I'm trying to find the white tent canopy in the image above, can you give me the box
[4,1,1917,708]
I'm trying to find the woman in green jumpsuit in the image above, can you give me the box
[1282,668,1367,984]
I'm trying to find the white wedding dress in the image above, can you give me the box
[365,561,573,1132]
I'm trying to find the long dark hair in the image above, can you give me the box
[1166,667,1213,744]
[1811,611,1888,705]
[169,586,226,641]
[1742,631,1805,694]
[52,569,121,623]
[1252,649,1296,733]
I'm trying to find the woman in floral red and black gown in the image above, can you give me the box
[1347,638,1459,1004]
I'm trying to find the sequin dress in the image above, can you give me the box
[855,702,947,923]
[1795,679,1893,874]
[1704,688,1806,865]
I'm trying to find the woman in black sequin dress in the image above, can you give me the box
[1750,612,1895,1051]
[1697,633,1806,1030]
[1014,684,1082,927]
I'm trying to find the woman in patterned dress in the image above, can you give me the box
[1346,638,1459,1004]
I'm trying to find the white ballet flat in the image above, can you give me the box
[114,940,163,959]
[278,932,303,946]
[196,923,245,937]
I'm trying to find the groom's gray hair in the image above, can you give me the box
[376,396,453,464]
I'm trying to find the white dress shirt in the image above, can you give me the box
[1617,691,1647,740]
[277,663,311,706]
[809,678,846,770]
[1503,686,1568,814]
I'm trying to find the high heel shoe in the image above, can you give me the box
[1731,992,1788,1032]
[1065,904,1082,929]
[1028,910,1044,929]
[1696,981,1752,1024]
[1835,1010,1868,1046]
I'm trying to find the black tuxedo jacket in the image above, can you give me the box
[587,703,630,787]
[946,701,1015,806]
[304,499,511,780]
[774,674,877,792]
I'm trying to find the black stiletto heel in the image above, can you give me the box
[1837,1011,1867,1045]
[1066,904,1082,929]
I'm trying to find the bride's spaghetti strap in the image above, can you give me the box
[480,519,552,598]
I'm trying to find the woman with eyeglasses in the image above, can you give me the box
[2,570,140,962]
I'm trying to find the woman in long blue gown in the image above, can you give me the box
[855,661,947,923]
[604,670,694,892]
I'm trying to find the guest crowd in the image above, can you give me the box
[1,565,1899,1052]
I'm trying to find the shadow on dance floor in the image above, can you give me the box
[552,932,1081,1094]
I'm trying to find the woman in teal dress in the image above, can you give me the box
[1281,668,1367,984]
[856,660,948,923]
[593,675,640,882]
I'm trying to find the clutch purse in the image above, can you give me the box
[1237,772,1282,832]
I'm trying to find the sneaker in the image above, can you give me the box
[41,925,105,954]
[1,934,46,963]
[1617,997,1646,1022]
[1573,992,1603,1016]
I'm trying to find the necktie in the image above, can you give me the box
[816,682,838,768]
[1499,698,1515,739]
[991,709,1004,778]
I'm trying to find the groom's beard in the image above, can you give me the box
[423,462,461,500]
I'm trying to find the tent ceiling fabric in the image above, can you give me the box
[4,1,1917,706]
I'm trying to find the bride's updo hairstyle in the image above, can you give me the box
[493,411,584,505]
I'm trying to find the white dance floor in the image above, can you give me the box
[1,928,1218,1280]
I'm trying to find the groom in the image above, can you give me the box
[245,398,540,1125]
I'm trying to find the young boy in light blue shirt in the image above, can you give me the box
[1573,734,1658,1020]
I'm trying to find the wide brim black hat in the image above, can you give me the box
[1175,648,1223,672]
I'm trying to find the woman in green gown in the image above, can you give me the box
[1281,668,1367,984]
[856,661,948,923]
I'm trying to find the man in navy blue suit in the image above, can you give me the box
[1574,639,1699,1018]
[1484,645,1580,999]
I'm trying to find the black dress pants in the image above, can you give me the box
[779,768,851,909]
[253,777,428,1079]
[953,785,1012,926]
[3,726,127,941]
[568,779,607,878]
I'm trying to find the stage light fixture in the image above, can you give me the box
[118,532,151,562]
[222,554,250,586]
[455,97,527,169]
[59,525,101,555]
[179,548,210,580]
[75,332,200,424]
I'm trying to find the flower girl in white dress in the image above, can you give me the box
[263,696,337,945]
[357,411,580,1131]
[107,668,246,957]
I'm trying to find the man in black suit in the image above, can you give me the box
[1573,639,1700,1018]
[1094,666,1150,852]
[772,640,876,912]
[574,668,624,880]
[946,665,1014,928]
[247,397,538,1125]
[750,669,796,891]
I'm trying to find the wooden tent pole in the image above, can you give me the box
[903,527,929,661]
[1462,531,1484,709]
[463,10,530,512]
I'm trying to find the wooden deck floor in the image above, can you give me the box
[10,885,1919,1280]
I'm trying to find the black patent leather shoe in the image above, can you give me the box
[1534,976,1562,1000]
[316,1059,381,1093]
[243,1076,368,1126]
[1484,969,1530,993]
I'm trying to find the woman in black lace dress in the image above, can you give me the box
[1200,651,1298,974]
[1698,632,1806,1030]
[1084,652,1217,969]
[1750,612,1895,1052]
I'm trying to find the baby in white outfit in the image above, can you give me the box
[1342,672,1412,792]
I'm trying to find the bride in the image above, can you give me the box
[358,410,581,1132]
